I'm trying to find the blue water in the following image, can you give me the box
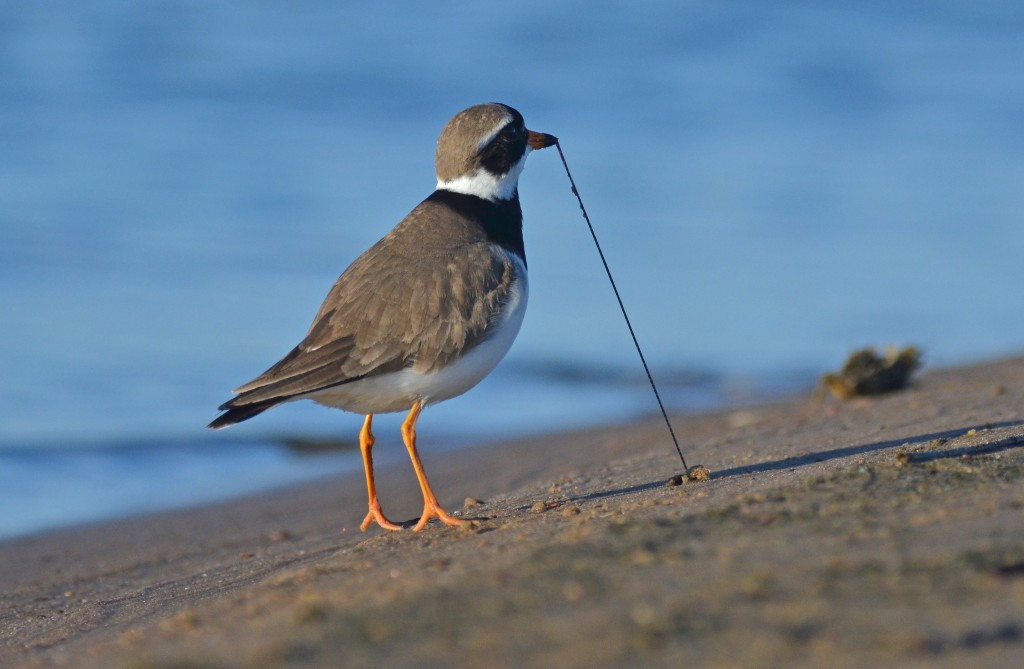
[2,1,1023,539]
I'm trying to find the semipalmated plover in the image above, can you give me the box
[209,103,557,531]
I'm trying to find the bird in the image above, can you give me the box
[209,103,557,532]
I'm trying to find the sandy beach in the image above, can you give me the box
[2,356,1023,668]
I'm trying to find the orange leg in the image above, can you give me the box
[402,401,467,531]
[358,414,403,532]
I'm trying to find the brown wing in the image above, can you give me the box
[214,201,519,416]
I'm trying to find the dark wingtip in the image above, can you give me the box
[207,413,236,430]
[207,399,279,430]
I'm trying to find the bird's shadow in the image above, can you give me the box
[563,420,1024,506]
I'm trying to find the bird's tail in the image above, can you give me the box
[207,397,281,429]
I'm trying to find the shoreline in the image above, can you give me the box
[2,355,1023,668]
[0,367,792,544]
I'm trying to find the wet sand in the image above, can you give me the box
[2,356,1023,668]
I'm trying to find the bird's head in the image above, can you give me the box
[436,103,557,202]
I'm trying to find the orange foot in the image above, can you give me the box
[401,400,471,532]
[360,499,404,532]
[357,413,403,532]
[412,501,468,532]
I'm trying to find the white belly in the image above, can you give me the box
[303,253,528,415]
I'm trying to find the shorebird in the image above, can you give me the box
[209,103,557,531]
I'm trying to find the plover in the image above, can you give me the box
[209,103,557,531]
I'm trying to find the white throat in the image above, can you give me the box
[437,148,531,202]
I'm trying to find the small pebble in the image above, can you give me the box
[530,501,547,513]
[463,497,484,509]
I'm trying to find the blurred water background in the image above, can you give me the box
[2,1,1022,539]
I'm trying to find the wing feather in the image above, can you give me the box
[211,194,523,426]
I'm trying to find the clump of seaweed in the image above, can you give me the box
[665,465,712,486]
[821,346,922,399]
